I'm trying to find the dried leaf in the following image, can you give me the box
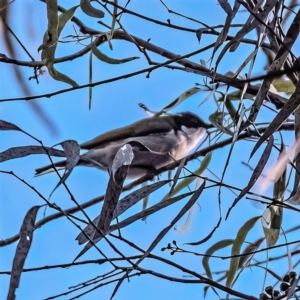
[135,181,206,264]
[226,136,274,217]
[0,120,22,131]
[238,237,264,268]
[174,203,197,234]
[111,144,134,180]
[75,190,193,260]
[49,140,80,197]
[7,206,40,300]
[76,180,169,244]
[229,0,277,52]
[0,146,65,163]
[250,81,300,157]
[96,165,128,235]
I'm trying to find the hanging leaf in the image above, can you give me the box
[0,120,22,131]
[80,0,104,18]
[111,144,134,180]
[49,140,80,197]
[95,165,128,237]
[38,0,58,52]
[226,136,274,218]
[202,239,234,279]
[168,157,186,197]
[74,191,194,260]
[161,152,212,201]
[209,111,233,136]
[226,216,261,288]
[91,43,139,64]
[89,44,93,109]
[39,5,79,87]
[7,206,40,300]
[161,87,201,113]
[262,147,286,247]
[250,81,300,158]
[76,180,169,244]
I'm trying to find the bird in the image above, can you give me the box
[35,112,211,179]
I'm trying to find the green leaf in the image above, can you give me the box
[273,78,295,95]
[161,152,212,201]
[38,0,58,52]
[202,239,234,279]
[80,0,104,18]
[226,216,261,287]
[162,87,201,112]
[91,43,139,64]
[209,111,233,136]
[39,5,79,87]
[261,147,286,246]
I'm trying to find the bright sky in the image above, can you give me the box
[1,1,299,299]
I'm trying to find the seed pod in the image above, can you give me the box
[265,286,273,296]
[259,293,270,300]
[280,282,290,291]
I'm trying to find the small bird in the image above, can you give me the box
[35,112,210,179]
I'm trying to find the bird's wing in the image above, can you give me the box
[80,115,176,150]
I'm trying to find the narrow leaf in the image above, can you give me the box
[75,180,169,244]
[40,5,79,87]
[250,81,300,157]
[262,148,286,246]
[7,206,40,300]
[80,0,104,18]
[89,45,93,109]
[162,152,212,201]
[226,136,274,218]
[75,191,193,259]
[136,181,206,264]
[202,239,234,279]
[111,144,134,180]
[95,165,128,235]
[169,157,186,196]
[226,216,260,287]
[49,140,80,197]
[38,0,58,52]
[209,111,233,135]
[0,146,65,163]
[162,87,201,112]
[91,43,139,64]
[0,120,22,131]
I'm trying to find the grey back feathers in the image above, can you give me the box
[35,112,209,179]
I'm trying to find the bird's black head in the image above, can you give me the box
[174,112,211,129]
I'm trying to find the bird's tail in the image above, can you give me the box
[35,160,66,176]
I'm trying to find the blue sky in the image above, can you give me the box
[1,1,299,299]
